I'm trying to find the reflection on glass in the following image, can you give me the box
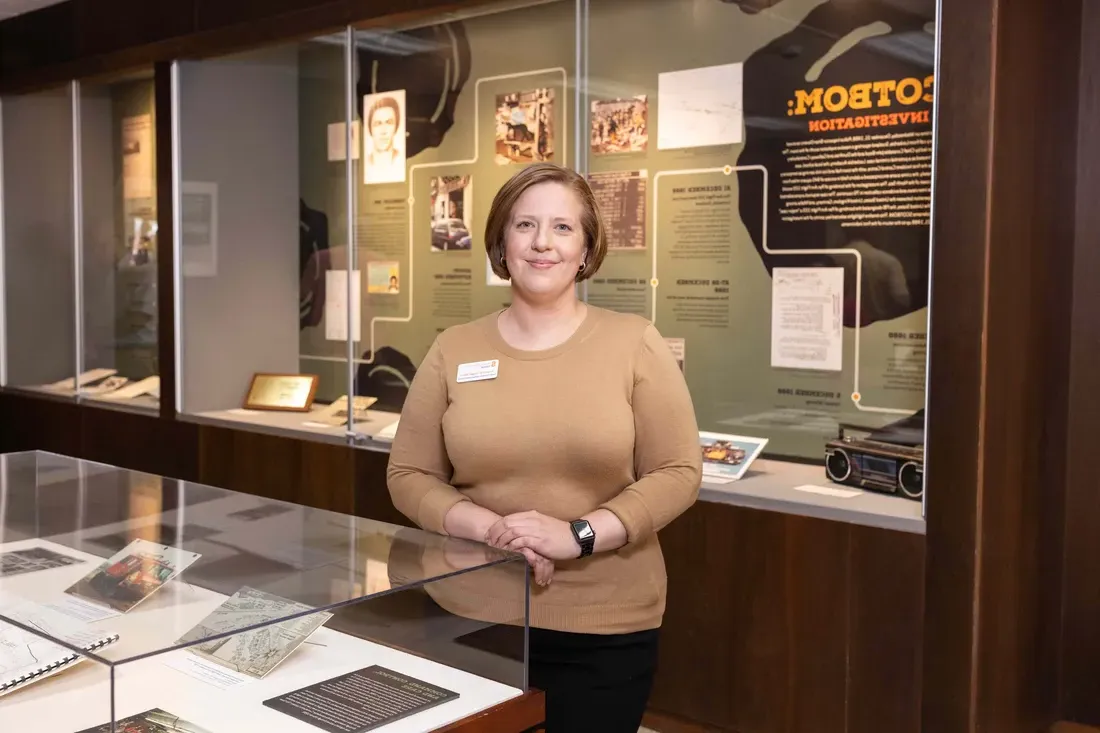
[1,85,76,393]
[177,35,353,439]
[79,70,161,412]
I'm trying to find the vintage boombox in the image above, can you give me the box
[824,410,925,501]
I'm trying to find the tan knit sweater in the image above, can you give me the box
[386,305,702,634]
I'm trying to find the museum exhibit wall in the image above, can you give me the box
[0,0,1089,731]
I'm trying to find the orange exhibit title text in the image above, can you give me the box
[788,76,934,133]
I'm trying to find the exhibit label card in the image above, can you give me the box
[771,267,844,372]
[325,269,362,341]
[263,665,459,733]
[64,539,200,614]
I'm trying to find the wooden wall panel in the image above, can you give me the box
[649,501,924,733]
[1060,0,1100,724]
[197,426,354,513]
[0,393,81,456]
[79,405,199,482]
[848,526,925,733]
[923,0,1081,730]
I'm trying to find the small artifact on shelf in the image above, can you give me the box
[242,373,319,412]
[824,410,925,501]
[308,395,378,427]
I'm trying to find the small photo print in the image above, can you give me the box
[77,708,213,733]
[658,63,744,150]
[698,431,769,482]
[0,546,84,577]
[363,90,407,185]
[430,176,473,252]
[368,261,401,294]
[64,538,201,613]
[495,89,555,165]
[591,96,648,154]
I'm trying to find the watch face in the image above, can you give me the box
[576,524,594,540]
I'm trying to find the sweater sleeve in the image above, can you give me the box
[386,338,470,535]
[599,323,702,543]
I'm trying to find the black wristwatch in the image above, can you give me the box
[570,519,595,558]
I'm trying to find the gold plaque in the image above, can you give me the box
[243,373,319,412]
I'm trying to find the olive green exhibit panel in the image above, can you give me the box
[324,0,576,421]
[296,34,357,408]
[584,0,934,460]
[78,71,161,414]
[1,84,76,392]
[177,34,353,421]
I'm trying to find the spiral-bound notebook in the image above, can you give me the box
[0,601,120,696]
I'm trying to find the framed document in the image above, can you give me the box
[243,373,319,412]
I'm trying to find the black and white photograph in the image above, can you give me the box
[363,90,407,185]
[430,176,473,252]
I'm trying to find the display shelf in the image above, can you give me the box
[700,458,925,534]
[183,407,402,447]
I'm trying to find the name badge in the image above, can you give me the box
[456,359,499,383]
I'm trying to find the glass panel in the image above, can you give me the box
[78,69,161,413]
[348,0,577,445]
[176,34,355,441]
[0,451,528,729]
[1,85,76,395]
[582,0,934,514]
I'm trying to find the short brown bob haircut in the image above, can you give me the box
[485,163,608,283]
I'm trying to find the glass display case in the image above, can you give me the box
[1,70,161,413]
[169,0,933,529]
[0,0,936,530]
[0,451,530,731]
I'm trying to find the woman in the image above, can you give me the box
[387,162,701,732]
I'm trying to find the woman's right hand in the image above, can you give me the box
[517,548,555,587]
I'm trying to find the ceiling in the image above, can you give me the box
[0,0,68,21]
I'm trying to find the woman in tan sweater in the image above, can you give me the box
[387,163,702,732]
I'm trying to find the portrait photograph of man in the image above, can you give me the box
[363,90,407,184]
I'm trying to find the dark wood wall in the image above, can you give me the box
[922,0,1083,732]
[0,0,1096,732]
[1060,0,1100,724]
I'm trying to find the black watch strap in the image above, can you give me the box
[570,519,595,558]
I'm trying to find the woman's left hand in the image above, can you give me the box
[485,511,579,561]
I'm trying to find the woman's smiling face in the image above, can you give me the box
[502,181,587,300]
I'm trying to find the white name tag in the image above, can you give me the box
[456,359,499,383]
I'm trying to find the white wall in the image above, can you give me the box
[178,47,301,412]
[2,87,76,386]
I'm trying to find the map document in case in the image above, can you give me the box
[0,600,120,697]
[175,586,333,678]
[64,538,201,614]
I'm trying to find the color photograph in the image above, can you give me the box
[591,96,648,154]
[368,261,401,294]
[495,89,555,164]
[430,176,473,252]
[698,431,769,482]
[65,538,200,613]
[363,89,407,184]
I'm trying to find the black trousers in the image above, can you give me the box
[527,626,660,733]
